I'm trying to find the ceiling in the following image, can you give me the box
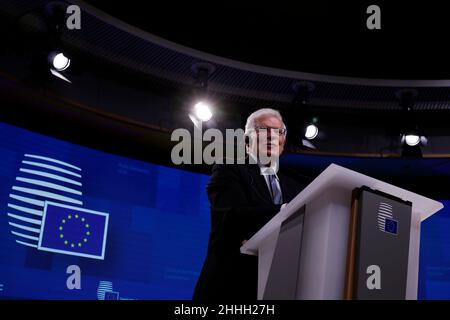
[3,0,450,112]
[3,0,450,161]
[83,1,450,79]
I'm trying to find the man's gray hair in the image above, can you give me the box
[244,108,286,135]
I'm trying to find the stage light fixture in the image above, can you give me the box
[49,52,70,71]
[47,51,72,83]
[404,134,420,147]
[305,124,319,140]
[189,62,215,123]
[193,101,213,122]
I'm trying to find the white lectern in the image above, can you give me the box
[241,164,443,300]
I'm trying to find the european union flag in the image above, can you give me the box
[384,218,398,235]
[38,201,109,260]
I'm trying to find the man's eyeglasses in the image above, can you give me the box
[254,126,287,136]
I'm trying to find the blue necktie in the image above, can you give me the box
[268,174,283,205]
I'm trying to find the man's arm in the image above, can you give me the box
[207,164,282,248]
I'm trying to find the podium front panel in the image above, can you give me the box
[351,187,412,299]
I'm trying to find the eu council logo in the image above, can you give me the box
[377,201,398,235]
[7,154,109,260]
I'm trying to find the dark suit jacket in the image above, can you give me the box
[193,161,309,302]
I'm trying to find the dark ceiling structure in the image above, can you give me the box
[3,0,450,111]
[83,1,450,80]
[52,1,450,110]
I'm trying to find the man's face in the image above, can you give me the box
[253,115,286,160]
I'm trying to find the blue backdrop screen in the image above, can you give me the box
[0,122,210,299]
[0,122,449,299]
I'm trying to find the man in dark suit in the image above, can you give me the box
[193,108,309,302]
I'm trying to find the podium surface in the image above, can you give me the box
[241,164,443,299]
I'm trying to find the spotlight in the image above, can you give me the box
[404,134,420,147]
[396,89,426,154]
[47,51,71,83]
[49,52,70,71]
[400,132,425,158]
[305,124,318,140]
[189,63,215,123]
[193,101,213,122]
